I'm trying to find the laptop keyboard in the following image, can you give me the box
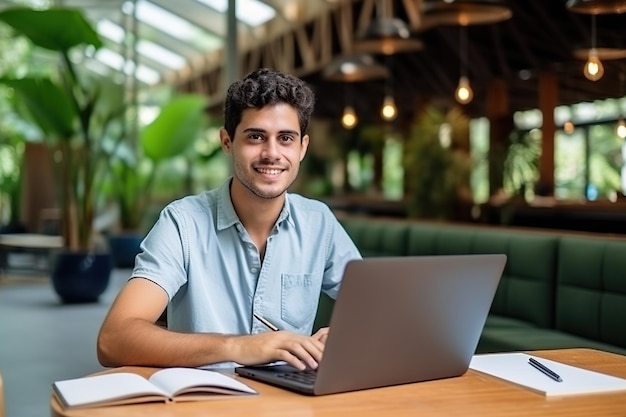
[277,369,318,385]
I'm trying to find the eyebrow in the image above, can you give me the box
[242,127,300,137]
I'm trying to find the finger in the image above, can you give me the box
[275,349,308,370]
[312,327,329,344]
[292,338,325,369]
[275,336,323,370]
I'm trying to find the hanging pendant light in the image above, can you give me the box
[381,95,398,121]
[583,49,605,81]
[323,54,388,130]
[323,54,389,82]
[380,56,398,121]
[353,0,422,55]
[566,0,626,14]
[341,106,358,129]
[572,18,626,76]
[455,26,473,104]
[421,0,512,26]
[455,76,474,104]
[573,47,626,61]
[353,17,423,55]
[582,14,605,81]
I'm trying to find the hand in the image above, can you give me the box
[230,331,324,370]
[312,327,329,345]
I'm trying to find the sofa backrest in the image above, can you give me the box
[406,223,558,328]
[338,217,559,329]
[555,236,626,349]
[340,217,409,257]
[332,216,626,351]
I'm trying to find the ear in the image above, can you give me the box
[299,134,310,162]
[219,128,232,153]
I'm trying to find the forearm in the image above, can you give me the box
[98,317,325,370]
[97,317,237,368]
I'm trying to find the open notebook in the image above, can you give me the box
[236,254,507,395]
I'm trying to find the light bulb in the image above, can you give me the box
[341,106,358,129]
[381,95,397,121]
[455,75,473,104]
[617,119,626,139]
[583,49,604,81]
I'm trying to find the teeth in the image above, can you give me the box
[257,168,282,175]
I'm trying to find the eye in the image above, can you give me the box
[248,133,264,142]
[279,134,295,143]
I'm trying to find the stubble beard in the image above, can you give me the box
[235,162,298,200]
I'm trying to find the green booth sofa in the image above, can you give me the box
[314,216,626,356]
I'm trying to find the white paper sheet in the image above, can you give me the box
[469,352,626,397]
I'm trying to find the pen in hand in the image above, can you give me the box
[253,313,279,332]
[528,357,562,382]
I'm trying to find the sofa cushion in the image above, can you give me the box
[339,217,366,248]
[556,237,626,349]
[484,314,539,329]
[477,325,626,356]
[489,233,558,329]
[406,224,438,255]
[433,228,475,254]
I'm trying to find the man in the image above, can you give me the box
[97,68,361,371]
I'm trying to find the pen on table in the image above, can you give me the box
[528,357,562,382]
[253,313,279,332]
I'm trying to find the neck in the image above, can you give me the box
[229,179,284,244]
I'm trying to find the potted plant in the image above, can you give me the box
[0,6,125,302]
[403,105,473,220]
[0,22,31,234]
[0,134,26,234]
[105,94,208,268]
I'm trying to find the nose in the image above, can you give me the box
[260,137,281,161]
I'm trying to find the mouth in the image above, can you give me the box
[255,167,285,176]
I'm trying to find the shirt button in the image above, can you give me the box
[251,267,258,273]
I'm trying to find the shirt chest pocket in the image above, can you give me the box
[280,273,318,331]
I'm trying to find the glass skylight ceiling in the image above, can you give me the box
[135,1,222,50]
[89,0,277,85]
[1,0,326,87]
[196,0,275,26]
[95,48,161,85]
[98,20,187,70]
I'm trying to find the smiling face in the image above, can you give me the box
[220,103,309,203]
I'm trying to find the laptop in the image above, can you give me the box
[235,254,507,396]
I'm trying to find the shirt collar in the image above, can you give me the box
[216,177,294,231]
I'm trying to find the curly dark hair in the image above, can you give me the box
[223,68,316,141]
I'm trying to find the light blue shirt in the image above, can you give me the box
[132,178,361,367]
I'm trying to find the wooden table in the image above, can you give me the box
[0,233,62,275]
[51,349,626,417]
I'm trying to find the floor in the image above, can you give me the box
[0,261,130,417]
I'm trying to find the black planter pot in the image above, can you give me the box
[108,233,143,268]
[0,221,28,234]
[51,251,112,303]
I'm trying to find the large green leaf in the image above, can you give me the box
[84,73,126,129]
[1,78,76,138]
[141,95,207,162]
[0,7,102,52]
